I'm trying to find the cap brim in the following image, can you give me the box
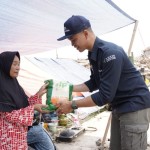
[57,34,73,41]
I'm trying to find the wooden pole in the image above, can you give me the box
[100,112,112,150]
[128,20,139,56]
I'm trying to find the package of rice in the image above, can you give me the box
[44,79,73,111]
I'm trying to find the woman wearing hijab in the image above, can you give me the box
[0,51,49,150]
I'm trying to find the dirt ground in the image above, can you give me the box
[52,111,150,150]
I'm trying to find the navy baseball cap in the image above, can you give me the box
[57,15,91,41]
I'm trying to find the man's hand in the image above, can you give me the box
[56,99,73,115]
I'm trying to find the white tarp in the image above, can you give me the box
[18,56,90,95]
[18,57,98,119]
[0,0,136,55]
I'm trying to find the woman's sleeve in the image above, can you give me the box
[4,105,34,126]
[28,94,42,105]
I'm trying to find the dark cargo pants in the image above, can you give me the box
[110,108,150,150]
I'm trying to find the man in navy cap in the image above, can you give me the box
[57,15,150,150]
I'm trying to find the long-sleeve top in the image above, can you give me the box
[85,37,150,113]
[0,94,42,150]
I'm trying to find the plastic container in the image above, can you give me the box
[48,122,57,133]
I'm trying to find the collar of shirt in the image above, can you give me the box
[88,37,104,61]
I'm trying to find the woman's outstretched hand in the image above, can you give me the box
[36,83,48,98]
[34,104,49,113]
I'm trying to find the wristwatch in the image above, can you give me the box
[71,100,78,109]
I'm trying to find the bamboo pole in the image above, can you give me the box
[128,20,139,56]
[99,112,112,150]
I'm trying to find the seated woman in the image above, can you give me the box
[27,110,56,150]
[0,51,49,149]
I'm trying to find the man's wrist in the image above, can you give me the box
[71,100,78,109]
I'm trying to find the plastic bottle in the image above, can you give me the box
[73,117,80,129]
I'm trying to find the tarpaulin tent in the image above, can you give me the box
[18,57,98,119]
[18,56,91,95]
[0,0,136,55]
[0,0,138,121]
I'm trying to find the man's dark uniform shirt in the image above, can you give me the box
[85,37,150,113]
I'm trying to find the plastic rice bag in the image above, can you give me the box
[43,79,73,111]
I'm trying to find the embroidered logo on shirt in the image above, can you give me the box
[104,55,116,63]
